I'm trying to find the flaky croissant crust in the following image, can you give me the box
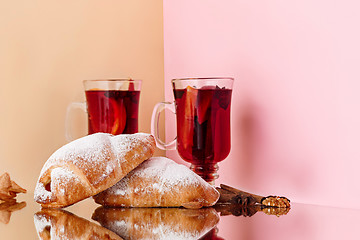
[94,157,220,208]
[34,133,155,208]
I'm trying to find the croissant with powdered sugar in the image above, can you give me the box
[34,133,155,208]
[93,157,220,209]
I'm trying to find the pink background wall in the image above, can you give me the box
[163,0,360,208]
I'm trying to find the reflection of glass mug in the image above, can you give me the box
[151,77,233,184]
[66,79,142,141]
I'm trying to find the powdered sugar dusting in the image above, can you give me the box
[108,219,129,239]
[33,213,50,233]
[108,173,130,196]
[34,132,153,206]
[34,182,52,202]
[137,157,200,188]
[36,132,152,191]
[40,133,113,184]
[141,219,199,240]
[114,188,126,196]
[34,167,79,203]
[51,167,78,195]
[98,209,207,240]
[110,133,152,164]
[150,225,199,240]
[40,133,151,177]
[108,157,201,196]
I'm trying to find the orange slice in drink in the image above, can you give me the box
[185,86,197,118]
[196,87,214,124]
[179,86,198,152]
[87,90,127,134]
[109,98,126,135]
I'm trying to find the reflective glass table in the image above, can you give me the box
[1,192,359,239]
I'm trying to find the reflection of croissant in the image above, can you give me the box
[92,207,219,240]
[94,157,220,208]
[34,209,122,240]
[0,200,26,224]
[34,133,155,208]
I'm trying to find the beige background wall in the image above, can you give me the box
[0,1,164,192]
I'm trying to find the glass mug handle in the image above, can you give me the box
[151,102,177,150]
[65,102,86,142]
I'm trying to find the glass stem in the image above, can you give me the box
[190,163,219,185]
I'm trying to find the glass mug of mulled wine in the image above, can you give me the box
[65,79,141,141]
[151,77,234,185]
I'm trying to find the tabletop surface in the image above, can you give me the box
[1,192,360,240]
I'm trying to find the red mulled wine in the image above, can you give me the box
[174,86,232,181]
[85,90,140,135]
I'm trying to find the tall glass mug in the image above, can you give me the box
[66,79,141,141]
[151,77,234,184]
